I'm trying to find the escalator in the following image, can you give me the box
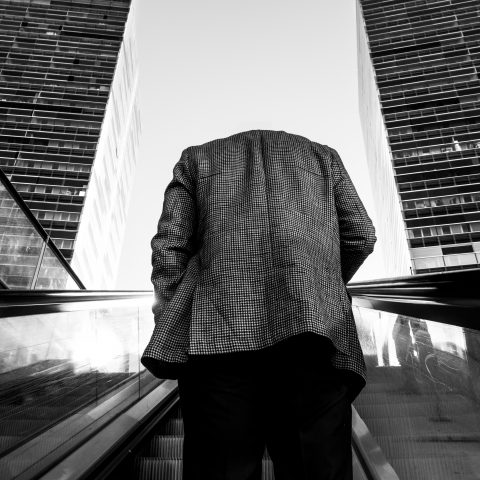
[106,401,366,480]
[0,269,479,480]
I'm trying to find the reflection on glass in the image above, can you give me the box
[0,185,44,288]
[0,180,81,289]
[34,245,74,290]
[0,296,160,477]
[353,306,480,480]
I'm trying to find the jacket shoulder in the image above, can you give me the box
[185,131,338,174]
[186,130,335,152]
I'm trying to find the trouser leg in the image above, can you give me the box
[264,334,353,480]
[178,353,265,480]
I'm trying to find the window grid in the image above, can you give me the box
[359,0,480,273]
[0,0,130,261]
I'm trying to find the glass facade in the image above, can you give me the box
[0,0,140,288]
[357,0,480,274]
[0,168,83,289]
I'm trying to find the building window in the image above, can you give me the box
[444,253,478,267]
[413,256,445,270]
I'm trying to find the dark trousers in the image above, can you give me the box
[178,333,352,480]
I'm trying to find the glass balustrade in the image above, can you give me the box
[353,304,480,480]
[0,293,159,480]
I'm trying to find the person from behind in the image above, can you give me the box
[142,129,377,480]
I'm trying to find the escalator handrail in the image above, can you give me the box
[2,269,479,327]
[0,290,153,318]
[348,268,480,329]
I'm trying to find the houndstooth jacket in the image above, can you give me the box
[141,129,376,399]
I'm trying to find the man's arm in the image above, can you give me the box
[330,147,377,284]
[151,147,198,321]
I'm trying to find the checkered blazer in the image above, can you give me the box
[141,129,376,398]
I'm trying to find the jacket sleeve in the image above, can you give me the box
[150,147,198,321]
[330,147,377,284]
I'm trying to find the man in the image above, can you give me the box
[142,129,376,480]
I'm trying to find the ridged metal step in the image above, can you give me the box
[373,433,480,460]
[132,404,276,480]
[133,457,275,480]
[354,391,460,407]
[145,435,272,460]
[146,436,183,458]
[390,455,479,480]
[133,458,182,480]
[363,413,480,437]
[358,380,442,394]
[157,418,183,436]
[354,394,472,419]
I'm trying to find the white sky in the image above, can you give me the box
[115,0,386,290]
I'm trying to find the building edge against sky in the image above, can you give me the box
[356,0,412,277]
[69,0,141,289]
[0,0,140,290]
[356,0,480,275]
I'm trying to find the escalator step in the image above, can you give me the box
[262,459,275,479]
[146,435,272,460]
[158,418,184,435]
[363,414,480,437]
[362,367,404,382]
[354,394,472,419]
[134,458,182,480]
[374,434,480,460]
[389,455,478,480]
[133,458,275,480]
[168,406,182,419]
[355,391,463,407]
[148,436,183,458]
[359,379,451,395]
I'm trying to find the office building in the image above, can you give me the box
[0,168,84,289]
[357,0,480,274]
[0,0,140,288]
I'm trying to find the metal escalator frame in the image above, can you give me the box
[351,406,400,480]
[0,372,165,480]
[38,380,179,480]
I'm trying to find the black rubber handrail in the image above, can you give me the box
[348,268,480,329]
[0,290,153,318]
[1,269,479,328]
